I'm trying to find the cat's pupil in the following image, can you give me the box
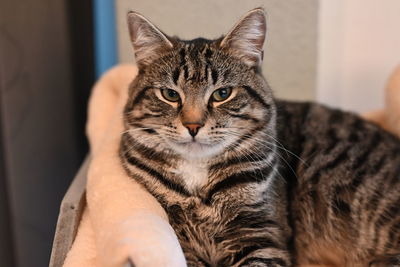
[161,88,180,102]
[219,89,228,97]
[168,90,177,98]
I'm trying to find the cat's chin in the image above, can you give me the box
[171,140,223,159]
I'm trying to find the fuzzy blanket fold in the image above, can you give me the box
[63,64,186,267]
[62,64,400,267]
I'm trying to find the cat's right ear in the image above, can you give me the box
[127,12,173,68]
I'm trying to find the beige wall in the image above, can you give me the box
[115,0,318,101]
[317,0,400,113]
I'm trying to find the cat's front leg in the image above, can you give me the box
[234,248,291,267]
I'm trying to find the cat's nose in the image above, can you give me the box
[184,123,204,137]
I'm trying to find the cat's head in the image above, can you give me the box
[123,8,276,159]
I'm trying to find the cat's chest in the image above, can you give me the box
[171,160,209,193]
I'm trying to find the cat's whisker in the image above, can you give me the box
[221,131,298,179]
[216,128,293,155]
[218,132,275,168]
[220,129,309,169]
[261,132,309,167]
[222,129,304,163]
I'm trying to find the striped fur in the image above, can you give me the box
[120,8,400,267]
[276,102,400,266]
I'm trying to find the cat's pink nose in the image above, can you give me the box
[184,123,203,137]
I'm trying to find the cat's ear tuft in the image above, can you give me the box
[127,11,173,68]
[220,8,266,66]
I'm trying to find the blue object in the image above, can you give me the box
[93,0,118,78]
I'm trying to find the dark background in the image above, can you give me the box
[0,1,94,266]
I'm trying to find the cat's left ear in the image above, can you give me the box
[127,11,173,68]
[220,8,266,67]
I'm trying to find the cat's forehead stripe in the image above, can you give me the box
[175,43,218,87]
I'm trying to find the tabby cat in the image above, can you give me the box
[120,8,400,267]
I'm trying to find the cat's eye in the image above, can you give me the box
[212,87,232,102]
[161,88,180,102]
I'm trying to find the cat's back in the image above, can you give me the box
[276,100,400,176]
[276,100,400,266]
[281,100,400,184]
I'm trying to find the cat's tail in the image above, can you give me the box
[363,64,400,137]
[385,64,400,136]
